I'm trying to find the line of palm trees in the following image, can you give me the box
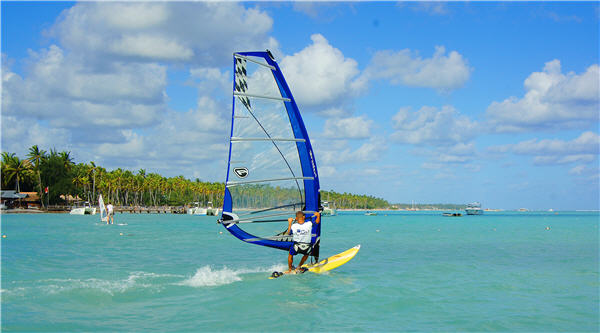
[1,146,391,210]
[1,146,225,208]
[319,190,390,210]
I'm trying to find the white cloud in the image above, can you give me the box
[486,60,599,132]
[490,131,600,166]
[81,92,231,177]
[189,67,231,97]
[110,35,194,61]
[1,2,270,178]
[404,2,450,16]
[391,105,479,146]
[51,2,276,66]
[323,115,373,139]
[0,116,71,156]
[533,154,595,165]
[279,34,364,110]
[509,131,599,155]
[2,45,167,133]
[361,46,472,91]
[318,107,353,118]
[316,137,388,166]
[436,142,477,164]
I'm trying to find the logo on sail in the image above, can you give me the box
[233,167,249,178]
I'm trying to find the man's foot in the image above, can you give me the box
[294,267,308,274]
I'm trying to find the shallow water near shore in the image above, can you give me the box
[2,211,598,331]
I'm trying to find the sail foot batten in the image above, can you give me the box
[233,91,291,102]
[226,176,314,187]
[230,137,306,142]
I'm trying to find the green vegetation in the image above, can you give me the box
[0,146,391,209]
[1,146,224,207]
[320,190,389,209]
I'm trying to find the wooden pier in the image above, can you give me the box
[25,205,188,214]
[116,207,186,214]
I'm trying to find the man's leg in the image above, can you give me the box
[286,253,294,273]
[298,254,309,268]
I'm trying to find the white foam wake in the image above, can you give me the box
[7,272,184,297]
[178,264,287,287]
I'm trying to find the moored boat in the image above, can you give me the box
[322,201,337,216]
[465,202,484,215]
[206,201,220,216]
[443,212,462,217]
[187,202,208,215]
[70,201,96,215]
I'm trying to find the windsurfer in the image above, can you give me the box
[106,202,114,224]
[285,211,321,273]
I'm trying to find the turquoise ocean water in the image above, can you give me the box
[2,211,598,331]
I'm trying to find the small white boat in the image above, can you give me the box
[187,202,207,215]
[322,201,337,216]
[365,211,377,216]
[70,201,96,215]
[465,202,484,215]
[206,201,220,216]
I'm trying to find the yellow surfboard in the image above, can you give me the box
[269,245,360,279]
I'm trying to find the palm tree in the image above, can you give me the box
[3,155,32,206]
[136,169,146,205]
[88,162,98,202]
[59,151,74,172]
[1,152,16,188]
[27,145,47,208]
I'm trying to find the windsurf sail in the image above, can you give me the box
[219,50,322,261]
[99,194,108,223]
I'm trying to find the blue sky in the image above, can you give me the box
[2,2,599,210]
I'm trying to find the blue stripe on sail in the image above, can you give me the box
[223,223,293,251]
[223,187,232,212]
[221,51,321,252]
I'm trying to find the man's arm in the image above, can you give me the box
[286,217,293,234]
[314,211,321,224]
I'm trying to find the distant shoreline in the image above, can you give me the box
[3,208,598,215]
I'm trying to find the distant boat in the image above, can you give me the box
[365,211,377,216]
[187,202,207,215]
[322,201,337,216]
[443,212,462,217]
[465,202,483,215]
[70,201,96,215]
[206,201,220,216]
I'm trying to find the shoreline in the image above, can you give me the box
[2,208,596,215]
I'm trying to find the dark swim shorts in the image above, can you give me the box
[289,242,312,256]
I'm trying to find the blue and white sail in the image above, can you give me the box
[219,50,322,260]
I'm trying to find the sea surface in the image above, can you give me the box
[1,211,598,332]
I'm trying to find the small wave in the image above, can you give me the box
[5,272,184,297]
[178,264,286,287]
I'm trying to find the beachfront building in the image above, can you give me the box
[1,191,41,209]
